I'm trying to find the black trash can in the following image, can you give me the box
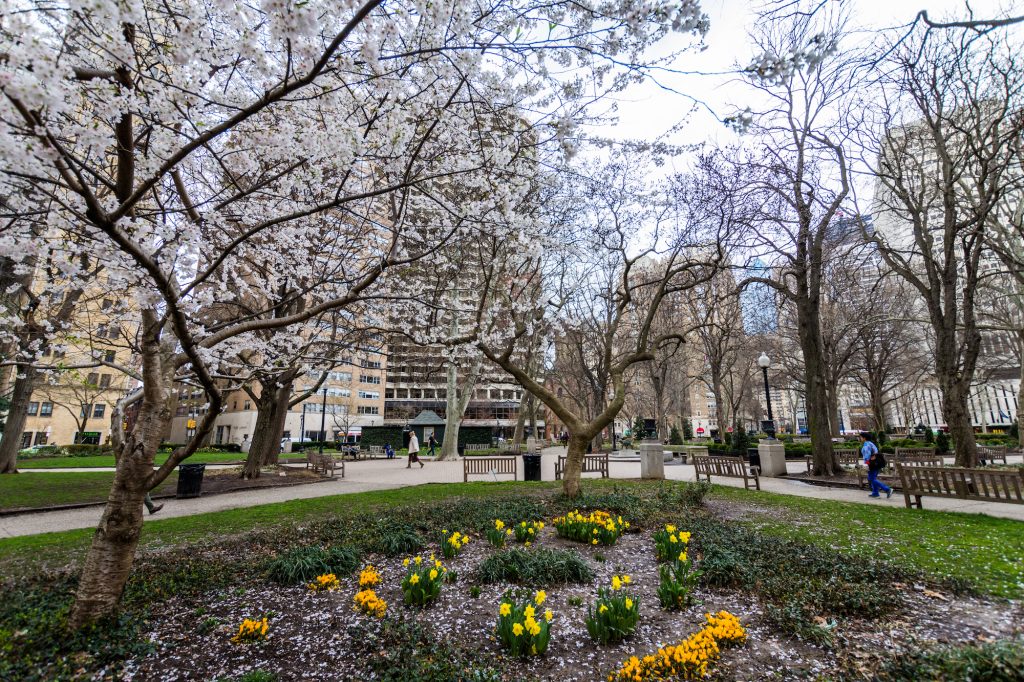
[746,447,761,471]
[176,463,206,499]
[522,454,542,481]
[457,443,466,457]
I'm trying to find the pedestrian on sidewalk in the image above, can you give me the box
[427,433,437,457]
[407,431,424,468]
[860,432,892,499]
[144,493,163,515]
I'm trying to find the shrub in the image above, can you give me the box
[496,590,553,656]
[477,548,594,585]
[658,552,701,611]
[730,427,750,455]
[440,530,471,559]
[677,480,712,508]
[607,611,746,682]
[264,545,361,585]
[669,426,683,445]
[231,617,269,644]
[585,575,639,644]
[682,420,694,440]
[936,430,951,454]
[401,555,446,606]
[652,524,691,563]
[923,428,935,444]
[485,520,511,548]
[552,509,625,546]
[365,523,424,556]
[353,589,387,618]
[513,520,544,544]
[307,573,340,593]
[872,638,1024,681]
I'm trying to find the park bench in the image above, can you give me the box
[465,443,493,454]
[894,446,936,458]
[895,463,1024,509]
[361,444,386,459]
[858,454,944,489]
[805,448,861,473]
[463,455,518,482]
[308,451,344,478]
[500,442,525,455]
[978,445,1009,465]
[554,453,610,480]
[692,455,760,491]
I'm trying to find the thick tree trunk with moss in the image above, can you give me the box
[796,294,839,476]
[561,433,590,498]
[0,365,37,474]
[440,357,482,461]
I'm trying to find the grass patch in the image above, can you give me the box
[868,638,1024,681]
[477,547,594,586]
[0,471,178,512]
[17,450,249,469]
[264,545,361,585]
[714,486,1024,599]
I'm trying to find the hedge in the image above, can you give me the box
[360,426,405,449]
[158,442,242,453]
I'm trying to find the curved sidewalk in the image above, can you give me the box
[3,451,1023,539]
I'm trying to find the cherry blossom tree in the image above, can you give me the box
[1,0,711,625]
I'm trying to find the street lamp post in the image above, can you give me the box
[300,403,306,445]
[757,353,776,439]
[319,387,328,454]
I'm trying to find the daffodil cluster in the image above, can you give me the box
[401,554,446,606]
[358,565,381,589]
[652,523,692,562]
[307,573,340,593]
[231,616,269,644]
[585,575,639,645]
[513,520,545,544]
[353,588,387,618]
[495,590,553,657]
[486,519,514,548]
[440,529,471,559]
[657,534,701,611]
[553,510,627,546]
[607,611,746,681]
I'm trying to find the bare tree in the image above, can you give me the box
[862,28,1023,465]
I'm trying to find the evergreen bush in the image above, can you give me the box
[682,420,694,440]
[936,431,950,454]
[669,426,683,445]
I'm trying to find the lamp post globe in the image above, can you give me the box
[758,353,770,369]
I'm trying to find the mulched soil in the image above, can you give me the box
[167,466,329,497]
[124,512,1022,682]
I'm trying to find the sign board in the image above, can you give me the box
[696,427,705,434]
[726,426,733,433]
[186,419,197,429]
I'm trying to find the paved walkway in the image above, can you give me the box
[3,450,1023,539]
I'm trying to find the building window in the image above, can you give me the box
[27,401,39,416]
[104,350,115,362]
[81,404,92,418]
[102,298,113,310]
[330,371,352,382]
[87,372,99,386]
[34,431,49,445]
[358,390,380,400]
[93,404,106,418]
[243,400,251,410]
[99,374,111,388]
[360,374,381,384]
[21,432,32,449]
[361,359,382,369]
[357,405,380,415]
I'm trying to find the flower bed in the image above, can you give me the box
[553,510,627,546]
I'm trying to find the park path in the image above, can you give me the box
[3,449,1023,539]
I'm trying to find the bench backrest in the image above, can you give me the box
[896,464,1024,503]
[896,455,945,467]
[463,456,517,475]
[834,448,860,464]
[465,443,492,453]
[557,454,609,472]
[978,445,1008,455]
[895,447,936,457]
[693,455,749,477]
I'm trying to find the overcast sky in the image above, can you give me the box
[601,0,1021,150]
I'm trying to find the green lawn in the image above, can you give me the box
[0,471,179,513]
[1,481,1022,598]
[715,486,1024,598]
[17,450,250,469]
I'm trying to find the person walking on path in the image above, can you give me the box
[860,432,892,499]
[427,433,437,457]
[406,431,424,468]
[144,493,163,515]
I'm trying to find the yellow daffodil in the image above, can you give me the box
[429,569,438,580]
[403,558,410,567]
[512,622,524,636]
[599,604,609,614]
[409,574,420,585]
[535,590,546,604]
[524,605,535,618]
[544,609,553,622]
[611,575,622,590]
[500,602,512,616]
[625,598,634,609]
[414,556,422,565]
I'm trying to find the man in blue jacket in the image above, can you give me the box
[860,432,893,499]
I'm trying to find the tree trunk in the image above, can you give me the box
[941,379,978,467]
[261,381,292,467]
[826,386,841,438]
[0,364,37,474]
[796,298,838,475]
[512,391,528,444]
[528,393,538,440]
[242,392,277,479]
[69,382,170,627]
[1018,332,1024,449]
[561,433,590,498]
[440,358,482,460]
